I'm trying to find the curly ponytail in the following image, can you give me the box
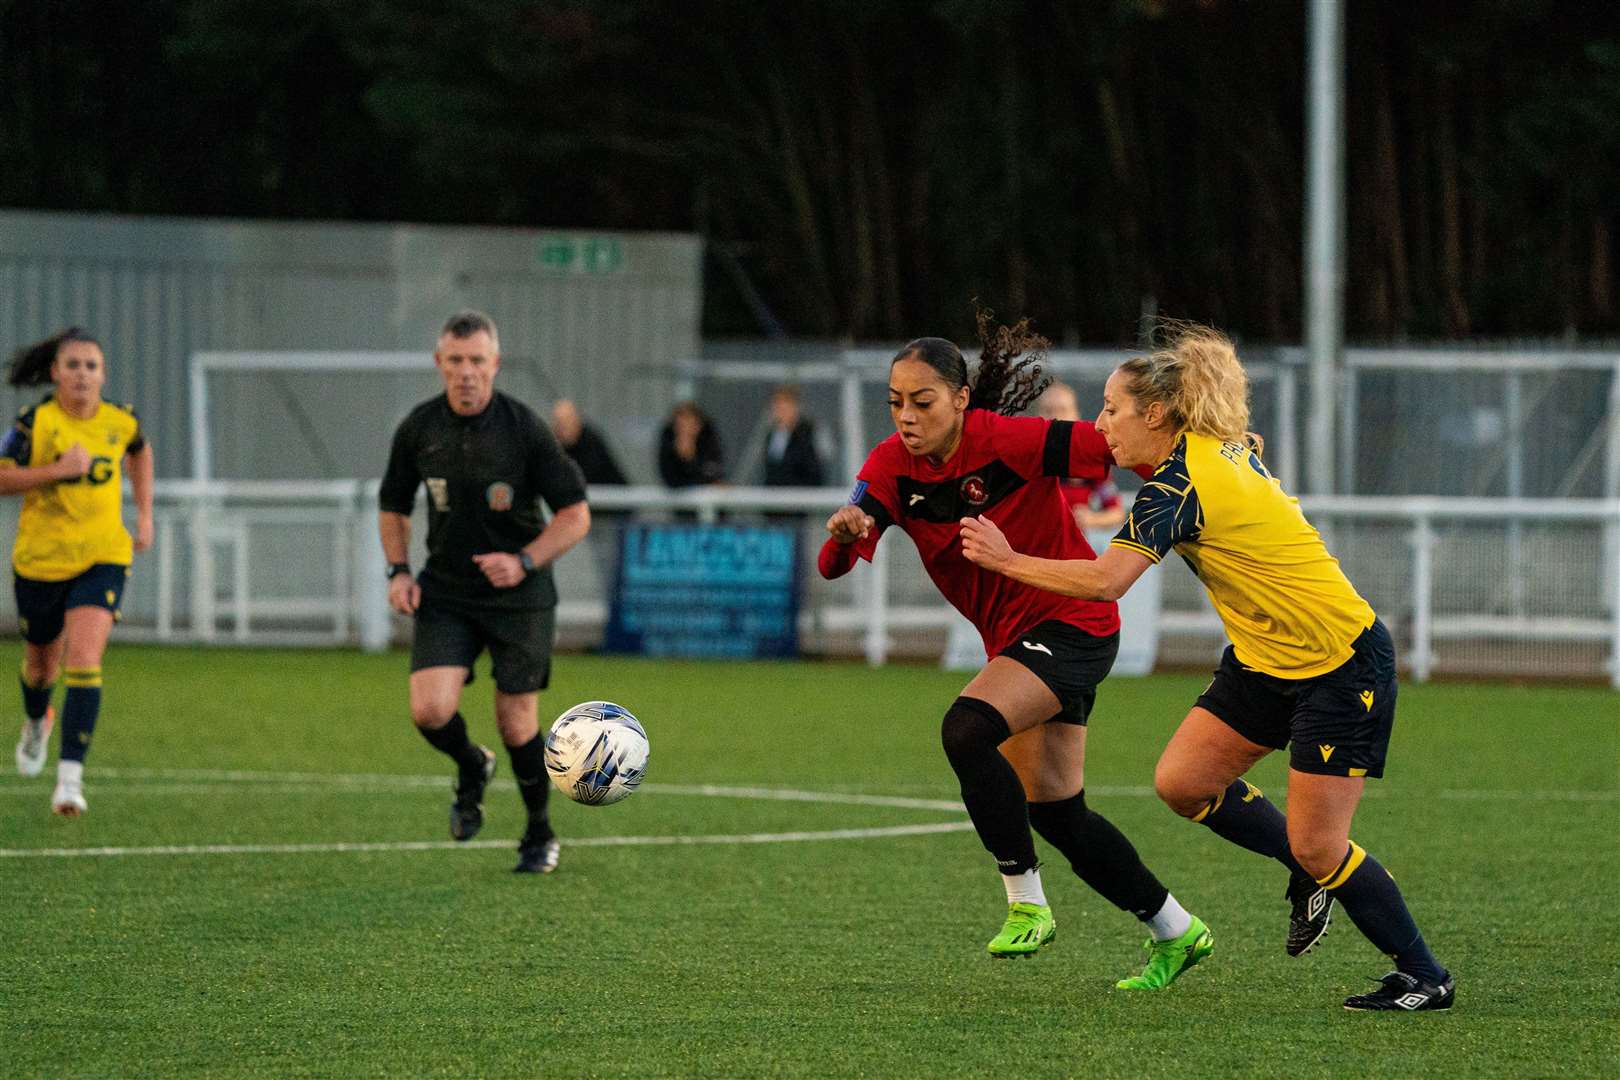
[1116,321,1249,444]
[889,307,1051,417]
[967,306,1051,415]
[7,327,99,388]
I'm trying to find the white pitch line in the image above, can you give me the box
[2,768,1613,804]
[0,771,972,812]
[0,821,977,860]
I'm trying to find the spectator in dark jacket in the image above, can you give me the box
[762,385,824,488]
[552,399,628,486]
[657,401,725,489]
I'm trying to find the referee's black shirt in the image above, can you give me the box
[379,392,587,609]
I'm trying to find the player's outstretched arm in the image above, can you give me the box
[818,505,875,579]
[958,515,1151,601]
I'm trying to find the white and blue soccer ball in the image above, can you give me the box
[543,701,649,806]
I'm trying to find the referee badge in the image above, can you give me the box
[486,481,514,511]
[425,478,450,511]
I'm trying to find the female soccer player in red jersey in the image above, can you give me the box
[819,314,1211,989]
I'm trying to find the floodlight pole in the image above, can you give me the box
[1305,0,1345,495]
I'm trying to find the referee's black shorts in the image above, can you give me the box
[410,594,555,694]
[994,620,1119,725]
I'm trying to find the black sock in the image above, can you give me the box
[940,697,1037,875]
[19,673,52,721]
[418,713,484,772]
[1322,843,1446,982]
[1194,778,1309,879]
[507,734,552,842]
[1029,789,1170,919]
[59,671,102,764]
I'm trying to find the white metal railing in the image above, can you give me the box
[88,481,1619,687]
[673,346,1619,506]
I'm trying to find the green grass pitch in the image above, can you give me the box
[1,646,1615,1078]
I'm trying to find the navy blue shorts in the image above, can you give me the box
[1194,620,1398,779]
[14,564,129,645]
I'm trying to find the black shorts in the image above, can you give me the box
[410,595,555,695]
[994,620,1119,725]
[14,564,129,645]
[1195,619,1398,779]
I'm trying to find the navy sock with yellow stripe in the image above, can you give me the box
[60,666,103,764]
[19,668,52,720]
[1192,778,1309,879]
[1320,842,1446,982]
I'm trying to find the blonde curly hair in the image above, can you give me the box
[1115,321,1249,445]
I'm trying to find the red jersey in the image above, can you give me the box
[1059,476,1122,512]
[823,409,1124,654]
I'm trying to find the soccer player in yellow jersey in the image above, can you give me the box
[0,328,153,816]
[960,323,1453,1012]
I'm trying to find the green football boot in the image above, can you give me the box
[1115,915,1214,989]
[986,902,1056,958]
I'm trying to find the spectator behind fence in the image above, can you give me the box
[657,401,725,489]
[762,385,825,488]
[1036,381,1126,531]
[552,399,628,487]
[553,398,629,586]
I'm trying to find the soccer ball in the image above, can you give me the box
[543,701,649,806]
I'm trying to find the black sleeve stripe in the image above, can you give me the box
[857,492,894,530]
[1042,420,1073,477]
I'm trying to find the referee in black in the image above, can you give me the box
[378,310,591,874]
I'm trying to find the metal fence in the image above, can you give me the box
[675,343,1620,505]
[11,482,1610,687]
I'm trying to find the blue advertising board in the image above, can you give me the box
[603,523,802,659]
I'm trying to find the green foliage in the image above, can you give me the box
[1,647,1615,1076]
[2,2,1615,339]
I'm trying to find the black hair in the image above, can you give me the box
[7,327,100,388]
[890,307,1051,416]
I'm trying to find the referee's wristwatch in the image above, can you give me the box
[517,551,537,575]
[385,562,411,582]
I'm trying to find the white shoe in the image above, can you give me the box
[51,777,87,816]
[15,708,53,777]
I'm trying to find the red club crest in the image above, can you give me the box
[959,475,988,506]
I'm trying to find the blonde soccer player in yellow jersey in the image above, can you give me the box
[0,328,153,816]
[959,323,1453,1013]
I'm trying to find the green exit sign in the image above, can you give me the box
[538,236,625,274]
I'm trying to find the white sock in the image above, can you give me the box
[1001,867,1047,906]
[56,759,83,787]
[1145,893,1193,941]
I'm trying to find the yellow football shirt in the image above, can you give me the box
[1112,431,1375,679]
[0,397,146,581]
